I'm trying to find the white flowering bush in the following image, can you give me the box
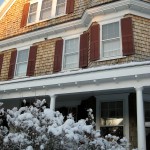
[0,100,128,150]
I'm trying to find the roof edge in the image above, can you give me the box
[0,0,16,20]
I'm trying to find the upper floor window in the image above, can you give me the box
[63,37,79,70]
[15,49,29,77]
[40,0,52,20]
[101,21,121,59]
[56,0,66,16]
[28,2,38,23]
[28,0,66,24]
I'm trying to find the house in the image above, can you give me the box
[0,0,150,149]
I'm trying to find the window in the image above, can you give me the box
[56,0,66,16]
[40,0,52,20]
[28,2,38,24]
[28,0,66,24]
[63,38,79,70]
[100,101,123,137]
[101,21,121,59]
[15,49,29,77]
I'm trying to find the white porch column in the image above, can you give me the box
[135,87,146,150]
[50,95,56,110]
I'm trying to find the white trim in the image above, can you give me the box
[0,0,150,51]
[0,61,150,97]
[99,18,122,60]
[96,93,129,140]
[14,48,30,78]
[62,34,80,71]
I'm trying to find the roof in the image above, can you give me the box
[0,0,15,20]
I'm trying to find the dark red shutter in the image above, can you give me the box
[121,17,134,56]
[0,53,4,75]
[20,3,30,28]
[8,50,17,79]
[66,0,75,14]
[79,32,89,68]
[26,45,38,76]
[53,39,63,73]
[90,23,100,61]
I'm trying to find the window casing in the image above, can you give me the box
[63,37,79,70]
[101,21,122,59]
[28,0,66,24]
[15,49,29,77]
[100,101,123,137]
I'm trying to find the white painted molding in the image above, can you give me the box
[0,61,150,99]
[0,0,150,51]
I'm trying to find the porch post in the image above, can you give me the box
[135,87,146,150]
[50,95,56,110]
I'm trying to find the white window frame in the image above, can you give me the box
[100,100,124,127]
[14,46,30,78]
[27,0,67,25]
[62,35,80,71]
[100,18,123,61]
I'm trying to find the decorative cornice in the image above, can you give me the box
[0,0,150,51]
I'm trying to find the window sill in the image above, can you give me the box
[61,67,81,73]
[13,76,28,80]
[97,55,126,62]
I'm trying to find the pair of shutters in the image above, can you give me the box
[20,0,75,27]
[8,46,37,79]
[53,17,134,72]
[53,34,89,73]
[89,17,134,61]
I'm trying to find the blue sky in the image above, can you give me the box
[0,0,4,6]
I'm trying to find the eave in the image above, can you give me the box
[0,61,150,99]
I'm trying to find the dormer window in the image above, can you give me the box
[28,2,38,24]
[40,0,52,20]
[56,0,66,16]
[21,0,75,27]
[27,0,67,24]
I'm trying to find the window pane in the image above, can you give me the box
[15,49,29,77]
[103,39,120,58]
[101,101,123,126]
[28,3,38,23]
[29,3,38,13]
[40,0,52,20]
[17,49,29,63]
[102,22,119,40]
[63,38,79,69]
[56,0,66,16]
[16,63,28,76]
[64,54,78,69]
[65,38,79,53]
[28,13,36,24]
